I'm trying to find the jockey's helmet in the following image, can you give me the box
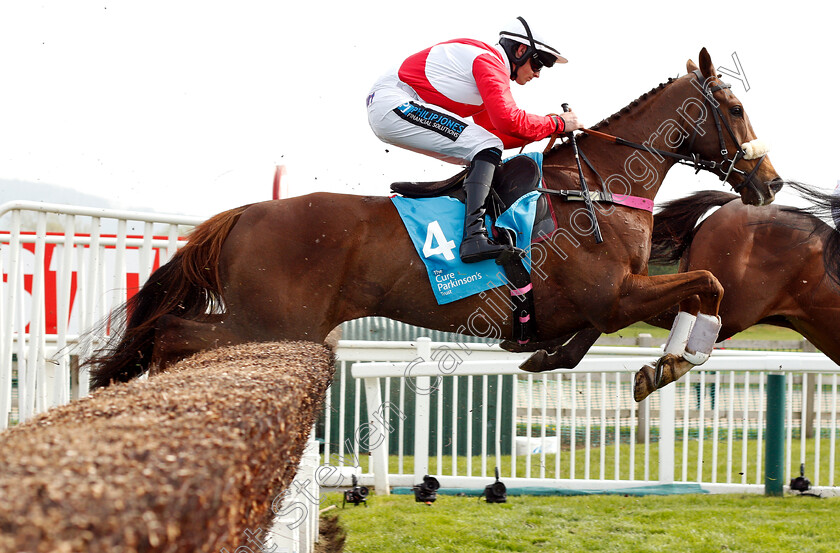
[499,16,567,75]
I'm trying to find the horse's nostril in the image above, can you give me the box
[770,178,785,193]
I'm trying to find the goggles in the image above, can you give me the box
[529,50,556,72]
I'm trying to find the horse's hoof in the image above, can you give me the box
[654,353,680,388]
[519,350,548,373]
[501,340,532,353]
[634,364,656,402]
[654,357,665,388]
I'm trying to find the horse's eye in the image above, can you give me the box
[730,106,744,117]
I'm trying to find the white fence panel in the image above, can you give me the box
[268,433,322,552]
[0,200,202,426]
[329,338,840,497]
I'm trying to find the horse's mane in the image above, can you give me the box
[649,190,739,265]
[590,77,678,131]
[546,77,678,155]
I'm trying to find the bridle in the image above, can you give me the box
[685,69,767,196]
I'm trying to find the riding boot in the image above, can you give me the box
[459,158,510,263]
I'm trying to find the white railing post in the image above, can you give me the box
[268,434,321,552]
[658,382,676,484]
[413,337,432,484]
[0,210,19,429]
[0,203,201,424]
[302,435,320,552]
[0,243,4,423]
[140,221,154,282]
[22,213,48,422]
[363,376,390,495]
[54,215,76,406]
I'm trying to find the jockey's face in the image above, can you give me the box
[514,44,540,85]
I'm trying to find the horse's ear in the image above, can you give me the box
[698,47,715,80]
[686,59,699,73]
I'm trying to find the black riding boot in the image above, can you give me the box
[459,158,510,263]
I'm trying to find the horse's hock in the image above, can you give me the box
[0,341,334,553]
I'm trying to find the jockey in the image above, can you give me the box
[367,16,582,263]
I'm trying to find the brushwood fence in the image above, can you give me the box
[0,342,333,553]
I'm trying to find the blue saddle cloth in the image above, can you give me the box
[391,154,542,305]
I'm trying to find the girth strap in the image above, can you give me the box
[494,250,537,345]
[541,189,654,212]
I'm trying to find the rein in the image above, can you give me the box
[580,127,719,174]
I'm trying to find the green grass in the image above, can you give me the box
[327,435,840,486]
[605,322,804,342]
[326,492,840,552]
[726,324,806,342]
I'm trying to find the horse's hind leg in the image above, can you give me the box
[151,314,245,373]
[518,328,603,372]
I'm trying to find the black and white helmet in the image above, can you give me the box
[499,16,567,72]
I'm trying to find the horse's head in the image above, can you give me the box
[685,48,781,206]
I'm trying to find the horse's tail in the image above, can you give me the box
[86,204,253,389]
[649,190,739,265]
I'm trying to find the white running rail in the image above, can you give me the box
[0,201,203,428]
[327,338,840,496]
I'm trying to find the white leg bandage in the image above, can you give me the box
[683,313,722,365]
[664,312,696,357]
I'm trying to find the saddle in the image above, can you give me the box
[391,155,551,346]
[390,155,556,243]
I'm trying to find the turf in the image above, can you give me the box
[606,322,804,342]
[328,436,839,488]
[326,492,838,552]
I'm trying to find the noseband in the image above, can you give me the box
[687,70,767,196]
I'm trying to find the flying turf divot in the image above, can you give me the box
[0,341,334,553]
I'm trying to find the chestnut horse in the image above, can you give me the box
[87,49,782,401]
[646,186,840,363]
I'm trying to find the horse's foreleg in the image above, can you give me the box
[644,305,678,330]
[518,328,602,373]
[599,271,723,330]
[591,271,724,402]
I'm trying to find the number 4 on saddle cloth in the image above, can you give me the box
[390,153,554,346]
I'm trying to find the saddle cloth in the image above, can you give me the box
[391,154,544,305]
